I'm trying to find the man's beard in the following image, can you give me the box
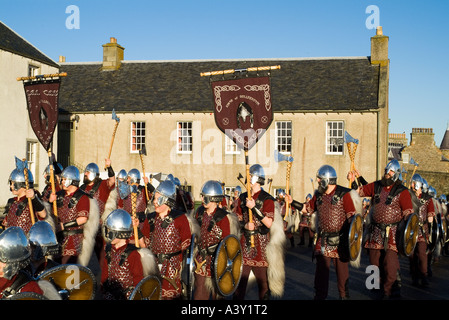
[317,183,327,194]
[83,176,92,185]
[381,175,395,187]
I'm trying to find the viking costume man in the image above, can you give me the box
[145,179,193,299]
[3,169,48,234]
[49,166,99,266]
[193,180,240,300]
[100,209,159,300]
[300,165,360,300]
[0,227,61,300]
[408,174,435,287]
[356,159,414,298]
[234,164,286,300]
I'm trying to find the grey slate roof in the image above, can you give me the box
[0,21,58,68]
[58,57,380,114]
[440,124,449,150]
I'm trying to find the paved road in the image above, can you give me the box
[246,233,449,300]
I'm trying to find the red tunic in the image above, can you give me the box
[148,211,191,299]
[57,190,90,257]
[416,195,435,242]
[194,207,231,277]
[360,182,414,252]
[100,242,143,300]
[3,195,43,234]
[83,179,113,216]
[307,188,356,258]
[235,190,275,268]
[0,274,43,298]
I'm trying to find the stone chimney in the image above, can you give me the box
[370,26,389,66]
[102,37,124,71]
[59,55,66,63]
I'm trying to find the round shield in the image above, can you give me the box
[428,218,440,253]
[181,234,197,300]
[4,292,48,300]
[398,213,419,256]
[128,275,161,300]
[437,213,447,244]
[212,234,243,297]
[37,264,97,300]
[348,214,364,261]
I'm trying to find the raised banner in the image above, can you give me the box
[23,79,60,151]
[212,76,273,151]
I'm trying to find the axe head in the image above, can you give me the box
[274,150,293,163]
[267,178,273,184]
[112,108,120,123]
[237,173,244,180]
[139,145,147,156]
[15,156,28,172]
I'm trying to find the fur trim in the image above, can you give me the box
[77,198,100,267]
[227,211,241,239]
[138,247,160,278]
[186,212,201,236]
[310,212,317,232]
[102,188,118,224]
[38,279,62,300]
[266,201,287,298]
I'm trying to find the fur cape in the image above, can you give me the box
[77,198,100,267]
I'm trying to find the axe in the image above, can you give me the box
[105,109,120,170]
[409,158,419,186]
[237,173,247,190]
[138,146,150,202]
[344,131,359,187]
[274,150,294,221]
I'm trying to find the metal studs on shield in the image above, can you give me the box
[348,213,364,261]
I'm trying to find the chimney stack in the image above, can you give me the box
[59,55,66,63]
[102,37,124,71]
[370,26,389,66]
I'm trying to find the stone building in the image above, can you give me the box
[57,28,391,201]
[0,21,59,207]
[400,127,449,196]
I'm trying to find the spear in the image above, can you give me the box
[15,157,35,225]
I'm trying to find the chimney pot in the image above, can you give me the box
[110,37,117,43]
[376,26,383,36]
[59,55,66,63]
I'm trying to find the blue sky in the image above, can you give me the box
[1,0,448,144]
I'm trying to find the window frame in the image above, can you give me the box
[325,120,345,155]
[130,121,146,154]
[177,121,193,154]
[275,120,292,154]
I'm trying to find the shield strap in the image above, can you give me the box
[1,271,32,298]
[147,209,184,232]
[195,206,229,232]
[80,179,102,197]
[105,243,138,266]
[373,181,407,205]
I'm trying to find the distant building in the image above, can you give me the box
[398,127,449,196]
[57,28,391,201]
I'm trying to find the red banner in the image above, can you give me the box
[212,76,273,151]
[24,80,60,151]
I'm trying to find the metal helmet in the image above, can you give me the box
[0,227,31,280]
[127,169,141,184]
[234,185,242,195]
[61,166,81,188]
[277,189,286,201]
[117,169,127,181]
[44,163,63,175]
[103,209,133,242]
[153,179,177,208]
[422,178,429,193]
[316,165,337,189]
[306,193,313,201]
[84,163,100,182]
[8,168,34,190]
[200,180,224,205]
[410,173,424,191]
[439,194,447,205]
[249,164,265,185]
[166,174,174,182]
[384,159,401,182]
[428,186,437,198]
[28,221,59,260]
[173,177,181,186]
